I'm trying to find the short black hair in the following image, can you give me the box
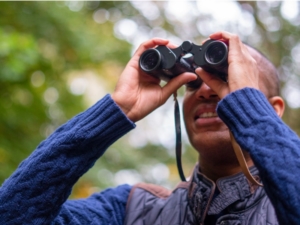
[247,45,280,97]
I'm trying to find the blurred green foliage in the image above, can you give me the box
[1,1,300,199]
[0,2,132,194]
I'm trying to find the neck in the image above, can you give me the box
[198,152,254,182]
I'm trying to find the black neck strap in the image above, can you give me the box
[174,92,186,182]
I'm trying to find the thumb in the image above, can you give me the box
[195,68,228,98]
[162,72,198,99]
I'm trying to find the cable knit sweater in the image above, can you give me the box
[0,88,299,225]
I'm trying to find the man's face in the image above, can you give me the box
[182,75,231,154]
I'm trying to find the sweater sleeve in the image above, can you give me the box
[0,94,135,225]
[217,88,300,225]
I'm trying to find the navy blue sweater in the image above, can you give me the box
[0,88,299,224]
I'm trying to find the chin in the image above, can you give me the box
[190,130,232,153]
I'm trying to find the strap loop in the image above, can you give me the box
[229,131,263,186]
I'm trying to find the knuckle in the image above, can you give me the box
[251,58,258,66]
[231,34,239,41]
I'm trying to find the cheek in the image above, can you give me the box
[182,93,193,113]
[182,100,191,122]
[182,98,194,131]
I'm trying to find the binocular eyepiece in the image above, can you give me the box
[139,40,228,88]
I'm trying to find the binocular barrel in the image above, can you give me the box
[140,49,162,72]
[204,41,228,65]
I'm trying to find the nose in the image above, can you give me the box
[195,82,219,100]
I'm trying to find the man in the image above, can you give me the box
[0,31,299,225]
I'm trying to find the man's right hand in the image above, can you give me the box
[112,38,197,122]
[195,31,260,99]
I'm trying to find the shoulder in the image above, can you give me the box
[124,182,191,225]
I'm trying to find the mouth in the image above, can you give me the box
[194,105,218,120]
[196,112,218,119]
[193,109,221,128]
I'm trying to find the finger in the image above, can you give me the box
[195,68,228,98]
[166,42,179,49]
[209,31,236,40]
[134,38,169,57]
[203,38,229,47]
[209,31,244,54]
[161,72,198,100]
[241,43,251,56]
[201,38,210,44]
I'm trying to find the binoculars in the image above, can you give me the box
[139,40,229,88]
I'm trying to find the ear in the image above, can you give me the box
[268,96,285,118]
